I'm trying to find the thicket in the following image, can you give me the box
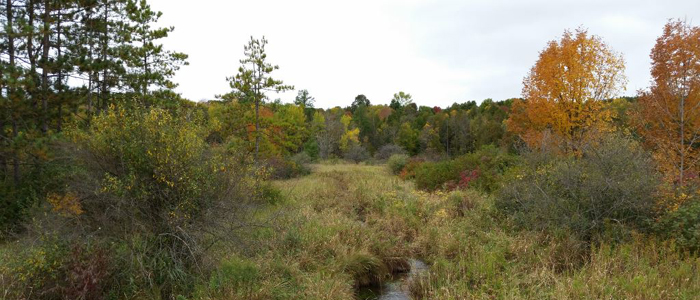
[413,145,517,192]
[496,133,660,242]
[374,144,407,161]
[656,197,700,253]
[387,154,410,175]
[1,107,264,299]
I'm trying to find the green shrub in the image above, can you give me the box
[259,182,284,205]
[58,106,258,299]
[0,136,75,235]
[656,199,700,252]
[69,106,212,232]
[0,184,40,235]
[496,133,660,241]
[387,154,409,175]
[414,160,456,191]
[414,145,515,192]
[303,138,320,159]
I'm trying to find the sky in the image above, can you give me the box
[148,0,700,108]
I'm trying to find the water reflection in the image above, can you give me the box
[357,259,428,300]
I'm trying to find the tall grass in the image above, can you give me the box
[7,163,698,299]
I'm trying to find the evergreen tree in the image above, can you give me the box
[294,89,315,108]
[123,0,188,105]
[226,36,293,161]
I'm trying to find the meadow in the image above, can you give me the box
[2,1,700,298]
[191,163,700,300]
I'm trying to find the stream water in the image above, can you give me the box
[357,259,428,300]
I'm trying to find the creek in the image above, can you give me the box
[357,259,428,300]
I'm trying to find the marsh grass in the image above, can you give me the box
[190,163,700,299]
[7,163,696,299]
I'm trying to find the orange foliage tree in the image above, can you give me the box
[506,29,627,151]
[634,20,700,190]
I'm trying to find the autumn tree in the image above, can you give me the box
[420,122,442,154]
[397,122,419,155]
[634,20,700,190]
[506,28,627,151]
[270,104,307,155]
[226,36,293,161]
[317,108,345,158]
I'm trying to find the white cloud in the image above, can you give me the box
[148,0,700,108]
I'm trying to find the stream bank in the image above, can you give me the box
[357,259,428,300]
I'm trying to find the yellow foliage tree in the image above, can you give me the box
[634,20,700,193]
[340,128,360,152]
[506,28,627,151]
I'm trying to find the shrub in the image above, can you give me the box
[266,156,310,179]
[291,151,313,165]
[387,154,409,175]
[1,235,116,300]
[344,145,370,164]
[375,144,406,161]
[61,106,257,299]
[0,183,41,235]
[398,158,424,180]
[655,199,700,252]
[414,145,515,192]
[448,190,480,217]
[0,140,74,236]
[496,133,660,241]
[303,138,320,159]
[414,160,456,191]
[259,182,284,205]
[69,106,212,231]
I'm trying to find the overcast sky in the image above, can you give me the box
[148,0,699,108]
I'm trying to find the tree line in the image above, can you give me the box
[1,0,187,217]
[1,0,700,297]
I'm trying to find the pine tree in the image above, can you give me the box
[226,36,293,161]
[123,0,187,105]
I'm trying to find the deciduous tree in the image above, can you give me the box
[506,28,626,151]
[634,20,700,190]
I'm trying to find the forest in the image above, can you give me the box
[1,0,700,299]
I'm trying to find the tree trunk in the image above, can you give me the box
[41,0,52,133]
[0,117,6,183]
[255,96,260,162]
[27,0,38,110]
[254,62,260,163]
[445,118,450,157]
[56,9,63,132]
[87,74,94,122]
[7,0,20,186]
[100,0,109,112]
[680,93,686,187]
[142,32,149,98]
